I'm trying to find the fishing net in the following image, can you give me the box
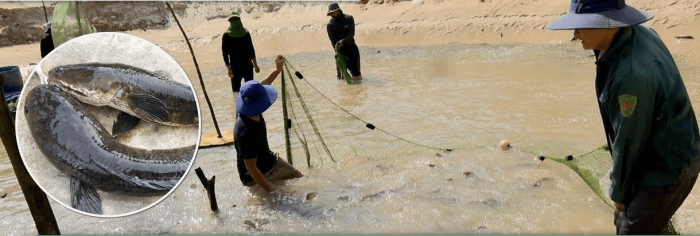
[279,60,680,234]
[51,1,97,47]
[334,44,353,84]
[531,146,679,234]
[280,61,449,168]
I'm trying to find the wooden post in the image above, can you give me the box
[194,167,218,212]
[0,76,61,235]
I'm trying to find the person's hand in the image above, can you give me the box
[613,201,626,211]
[337,40,344,47]
[255,64,260,73]
[275,55,285,72]
[227,67,233,78]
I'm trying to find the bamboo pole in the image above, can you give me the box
[0,76,60,235]
[166,2,223,139]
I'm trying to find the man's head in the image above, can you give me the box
[548,0,653,50]
[327,3,342,18]
[237,80,278,117]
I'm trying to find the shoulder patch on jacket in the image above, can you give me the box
[618,94,638,117]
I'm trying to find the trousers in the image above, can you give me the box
[614,174,698,234]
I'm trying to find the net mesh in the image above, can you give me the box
[280,60,680,234]
[281,62,450,168]
[533,146,679,234]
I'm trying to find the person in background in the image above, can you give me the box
[40,22,54,58]
[548,0,700,234]
[326,2,362,81]
[234,55,303,192]
[222,11,260,93]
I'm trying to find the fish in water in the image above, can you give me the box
[47,63,198,135]
[24,85,194,214]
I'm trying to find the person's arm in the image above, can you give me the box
[222,35,233,77]
[244,158,274,192]
[260,55,285,85]
[327,23,338,48]
[339,15,356,47]
[253,58,260,73]
[607,74,656,208]
[247,34,260,73]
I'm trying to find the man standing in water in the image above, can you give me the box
[222,11,260,93]
[326,3,362,82]
[548,0,699,234]
[235,55,303,192]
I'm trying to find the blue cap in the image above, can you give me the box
[548,0,653,30]
[236,80,277,116]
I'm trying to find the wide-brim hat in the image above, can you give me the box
[236,80,278,116]
[228,11,241,21]
[327,3,341,16]
[548,0,654,30]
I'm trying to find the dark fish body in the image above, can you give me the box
[25,85,194,195]
[47,63,198,127]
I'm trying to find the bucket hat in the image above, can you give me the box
[236,80,278,116]
[548,0,653,30]
[228,11,241,21]
[327,3,341,16]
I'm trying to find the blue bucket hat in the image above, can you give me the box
[548,0,654,30]
[236,80,278,116]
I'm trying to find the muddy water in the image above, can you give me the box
[2,43,700,234]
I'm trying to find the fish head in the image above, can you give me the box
[47,65,117,106]
[24,85,65,122]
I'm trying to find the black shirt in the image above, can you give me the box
[221,33,256,70]
[234,114,277,185]
[326,13,356,47]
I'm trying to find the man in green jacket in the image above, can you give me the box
[548,0,700,234]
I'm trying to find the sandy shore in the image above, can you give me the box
[2,0,700,77]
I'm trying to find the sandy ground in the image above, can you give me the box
[2,0,700,78]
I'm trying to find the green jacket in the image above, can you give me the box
[595,25,700,204]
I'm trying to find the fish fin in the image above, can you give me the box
[112,111,141,137]
[93,160,176,191]
[70,176,102,215]
[130,94,170,123]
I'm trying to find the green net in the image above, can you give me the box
[280,60,680,234]
[335,44,353,84]
[51,1,97,47]
[528,146,679,234]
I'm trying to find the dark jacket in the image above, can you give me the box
[221,33,256,70]
[326,13,356,48]
[595,25,700,204]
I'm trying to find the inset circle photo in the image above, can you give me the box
[15,32,201,217]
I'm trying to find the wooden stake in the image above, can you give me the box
[194,167,218,212]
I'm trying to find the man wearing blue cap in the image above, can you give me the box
[548,0,699,234]
[326,2,362,82]
[234,55,303,192]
